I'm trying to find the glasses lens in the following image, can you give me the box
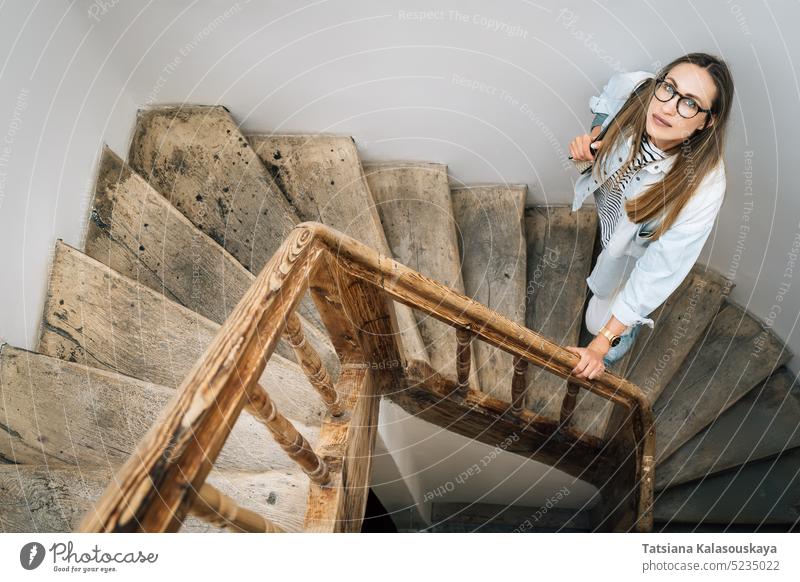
[677,97,700,118]
[654,81,673,102]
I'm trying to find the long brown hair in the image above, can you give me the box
[591,53,734,240]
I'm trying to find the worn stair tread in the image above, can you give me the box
[0,345,319,473]
[450,184,527,400]
[582,264,732,438]
[626,264,732,403]
[84,146,338,377]
[0,465,309,532]
[653,301,791,462]
[521,205,598,424]
[363,161,469,379]
[655,367,800,490]
[38,241,326,427]
[127,105,298,275]
[654,447,800,526]
[249,134,428,364]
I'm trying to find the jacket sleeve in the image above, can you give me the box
[590,70,656,130]
[609,167,727,329]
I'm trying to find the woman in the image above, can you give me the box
[565,52,734,380]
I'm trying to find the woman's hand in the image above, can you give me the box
[569,133,603,162]
[565,336,610,380]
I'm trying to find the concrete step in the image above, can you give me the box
[450,184,527,401]
[654,447,800,526]
[127,106,298,276]
[38,241,326,428]
[363,161,470,379]
[0,345,319,473]
[521,205,598,427]
[85,146,337,377]
[248,134,428,364]
[653,301,791,462]
[0,465,309,532]
[656,367,800,490]
[626,265,732,403]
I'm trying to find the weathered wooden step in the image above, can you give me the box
[450,184,527,400]
[626,265,732,403]
[85,146,337,377]
[654,447,800,526]
[0,465,309,532]
[249,134,428,363]
[363,161,471,379]
[521,205,597,421]
[582,264,732,438]
[653,301,791,462]
[0,345,319,472]
[128,106,297,275]
[38,241,326,427]
[655,367,800,490]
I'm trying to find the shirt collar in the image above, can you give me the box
[622,133,678,175]
[642,152,677,174]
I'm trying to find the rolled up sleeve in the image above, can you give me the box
[610,222,714,328]
[589,70,656,127]
[610,171,726,329]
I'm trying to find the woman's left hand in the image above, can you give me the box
[565,339,609,380]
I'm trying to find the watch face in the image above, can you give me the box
[610,336,621,347]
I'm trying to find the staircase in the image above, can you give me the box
[1,105,796,532]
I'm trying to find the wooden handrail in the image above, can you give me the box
[79,222,654,533]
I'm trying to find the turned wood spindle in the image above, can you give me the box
[560,382,581,427]
[246,386,330,485]
[510,357,528,412]
[190,483,285,533]
[283,311,343,417]
[455,327,472,394]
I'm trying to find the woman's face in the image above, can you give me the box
[646,62,717,149]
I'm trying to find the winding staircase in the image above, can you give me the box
[1,105,796,533]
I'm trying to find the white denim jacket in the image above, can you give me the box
[572,70,726,329]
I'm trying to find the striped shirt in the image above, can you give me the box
[593,132,666,248]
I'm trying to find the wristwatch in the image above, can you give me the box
[598,326,622,347]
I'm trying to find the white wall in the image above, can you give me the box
[0,2,137,349]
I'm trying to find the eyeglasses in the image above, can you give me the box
[653,77,713,120]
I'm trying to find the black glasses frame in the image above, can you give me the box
[653,77,713,121]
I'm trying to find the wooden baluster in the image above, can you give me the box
[455,327,472,395]
[560,382,580,426]
[189,483,285,533]
[283,311,343,417]
[246,386,330,485]
[510,357,528,413]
